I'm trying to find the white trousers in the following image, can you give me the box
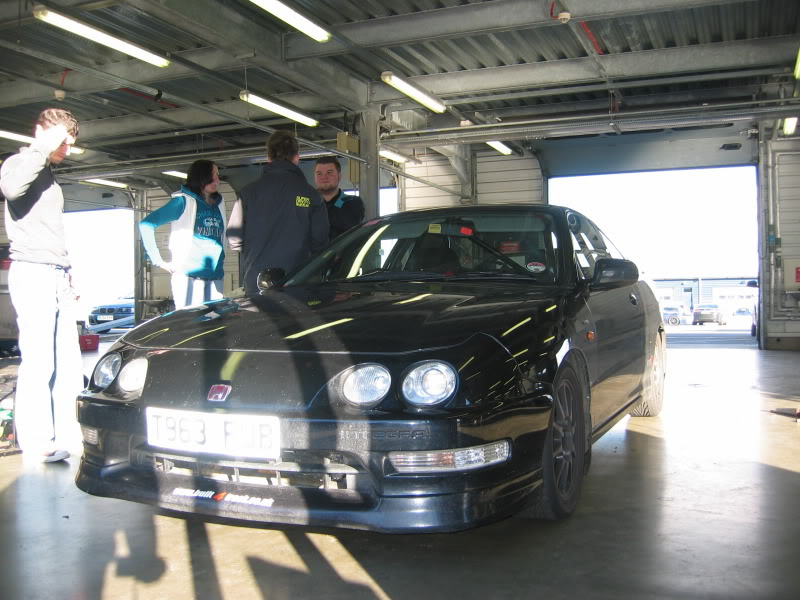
[8,262,84,454]
[170,273,223,309]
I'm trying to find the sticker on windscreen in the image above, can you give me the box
[428,223,442,234]
[527,262,546,273]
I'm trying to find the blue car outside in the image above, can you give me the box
[88,298,135,332]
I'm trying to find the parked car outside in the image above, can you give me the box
[88,297,135,333]
[692,303,726,325]
[76,205,666,533]
[662,305,688,326]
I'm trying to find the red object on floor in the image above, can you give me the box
[79,334,100,352]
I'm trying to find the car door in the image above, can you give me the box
[568,213,646,427]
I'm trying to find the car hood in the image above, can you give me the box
[124,281,562,354]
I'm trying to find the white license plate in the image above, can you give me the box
[146,407,281,459]
[97,315,114,321]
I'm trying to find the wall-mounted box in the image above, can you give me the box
[784,258,800,291]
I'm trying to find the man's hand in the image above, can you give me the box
[159,261,176,274]
[34,124,74,155]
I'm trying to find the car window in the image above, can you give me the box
[285,209,561,285]
[567,212,624,279]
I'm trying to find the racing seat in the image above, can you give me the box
[417,247,461,274]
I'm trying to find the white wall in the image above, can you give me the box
[402,149,544,210]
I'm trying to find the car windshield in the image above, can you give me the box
[284,208,561,286]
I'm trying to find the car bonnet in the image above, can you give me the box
[124,282,561,354]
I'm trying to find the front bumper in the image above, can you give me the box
[75,399,551,533]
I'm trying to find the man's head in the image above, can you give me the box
[267,130,300,164]
[35,108,79,165]
[314,156,342,197]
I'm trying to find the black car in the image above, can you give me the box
[76,205,665,533]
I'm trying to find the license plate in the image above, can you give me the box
[97,315,114,321]
[145,407,280,459]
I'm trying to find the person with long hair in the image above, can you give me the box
[139,160,227,308]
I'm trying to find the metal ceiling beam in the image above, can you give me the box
[285,0,750,59]
[0,47,243,109]
[123,0,369,112]
[382,101,800,146]
[0,38,364,163]
[370,36,800,102]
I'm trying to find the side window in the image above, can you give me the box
[568,213,623,279]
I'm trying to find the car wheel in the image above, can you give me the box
[692,321,698,325]
[522,363,586,520]
[668,316,680,326]
[630,334,665,417]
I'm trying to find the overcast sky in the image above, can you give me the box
[549,166,758,280]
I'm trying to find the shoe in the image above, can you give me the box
[41,449,70,463]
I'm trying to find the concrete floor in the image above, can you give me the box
[1,325,798,600]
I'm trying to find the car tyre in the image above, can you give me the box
[521,362,586,520]
[668,316,679,326]
[630,334,665,417]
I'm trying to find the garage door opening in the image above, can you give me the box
[63,208,134,329]
[549,166,758,347]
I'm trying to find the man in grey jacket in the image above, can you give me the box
[0,108,84,463]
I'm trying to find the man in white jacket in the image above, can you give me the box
[0,108,84,463]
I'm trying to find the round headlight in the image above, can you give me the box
[402,361,457,406]
[341,364,391,407]
[117,357,149,392]
[93,353,122,389]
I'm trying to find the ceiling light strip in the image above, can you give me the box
[239,91,319,127]
[246,0,331,43]
[380,72,446,114]
[33,6,170,68]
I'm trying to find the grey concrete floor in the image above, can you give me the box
[1,323,798,600]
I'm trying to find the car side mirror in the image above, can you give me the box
[589,258,639,290]
[746,279,758,288]
[256,267,286,292]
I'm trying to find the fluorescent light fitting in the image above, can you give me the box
[0,129,85,154]
[379,149,409,163]
[784,117,798,136]
[246,0,331,43]
[380,71,446,114]
[795,47,800,79]
[486,141,513,155]
[33,6,170,68]
[239,91,319,127]
[162,170,187,179]
[81,178,128,189]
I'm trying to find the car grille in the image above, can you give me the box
[131,448,363,491]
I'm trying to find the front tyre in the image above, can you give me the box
[521,363,586,520]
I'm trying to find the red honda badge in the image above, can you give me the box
[207,384,232,402]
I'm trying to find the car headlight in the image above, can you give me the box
[340,363,391,407]
[117,357,148,392]
[93,353,122,389]
[402,361,457,406]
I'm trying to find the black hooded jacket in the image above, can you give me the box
[228,160,329,293]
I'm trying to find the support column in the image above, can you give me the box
[133,189,147,326]
[360,110,381,220]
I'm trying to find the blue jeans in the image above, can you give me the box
[9,262,84,454]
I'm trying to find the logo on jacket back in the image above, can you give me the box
[295,196,310,208]
[208,384,232,402]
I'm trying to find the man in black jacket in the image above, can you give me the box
[314,156,365,239]
[227,130,329,294]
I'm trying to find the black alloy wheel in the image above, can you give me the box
[522,363,586,520]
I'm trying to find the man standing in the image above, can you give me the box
[313,156,365,239]
[0,108,85,463]
[227,130,329,294]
